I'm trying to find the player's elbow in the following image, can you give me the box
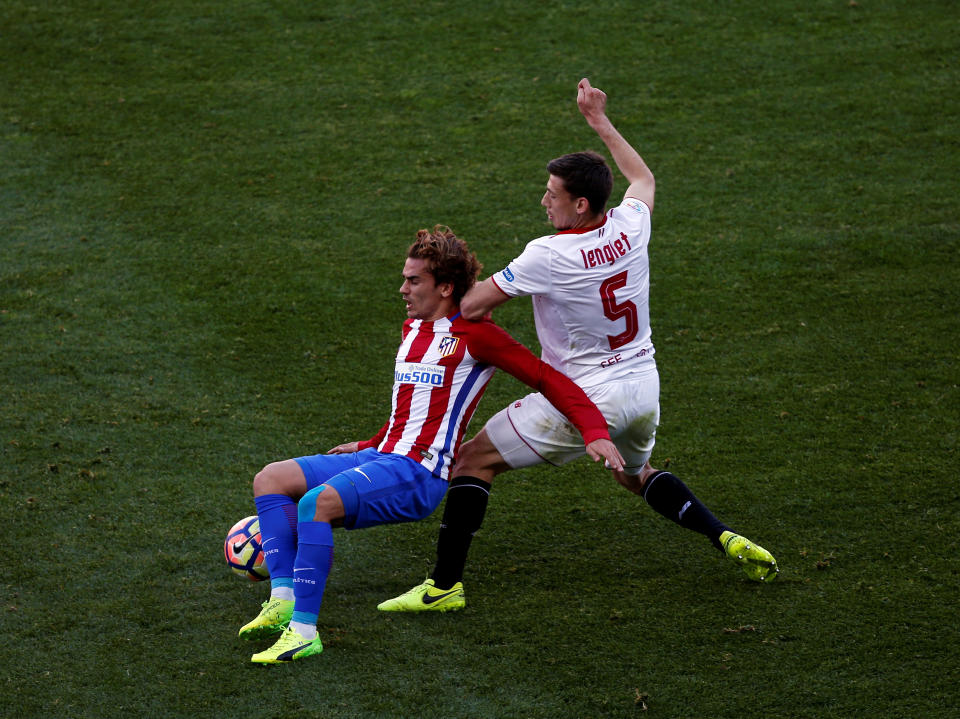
[631,170,654,192]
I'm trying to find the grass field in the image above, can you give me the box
[2,1,958,717]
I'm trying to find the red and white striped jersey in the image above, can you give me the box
[358,313,610,480]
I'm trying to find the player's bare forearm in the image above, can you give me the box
[327,441,360,454]
[460,277,510,320]
[576,78,655,210]
[586,438,624,472]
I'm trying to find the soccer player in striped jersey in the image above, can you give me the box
[380,79,778,614]
[241,225,624,664]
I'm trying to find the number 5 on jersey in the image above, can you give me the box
[600,271,638,351]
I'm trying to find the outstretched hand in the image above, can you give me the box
[585,438,624,472]
[577,78,608,125]
[327,441,360,455]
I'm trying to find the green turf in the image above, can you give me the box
[2,0,958,717]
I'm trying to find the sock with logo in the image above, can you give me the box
[254,493,300,583]
[430,476,491,589]
[642,471,731,551]
[289,519,334,637]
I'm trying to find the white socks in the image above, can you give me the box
[289,621,317,639]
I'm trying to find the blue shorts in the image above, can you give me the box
[294,448,448,529]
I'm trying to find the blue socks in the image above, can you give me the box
[290,520,335,631]
[254,493,299,590]
[254,493,335,638]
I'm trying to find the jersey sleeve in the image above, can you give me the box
[616,197,652,240]
[461,320,610,445]
[489,241,552,298]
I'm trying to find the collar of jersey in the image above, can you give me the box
[409,311,459,327]
[553,215,608,236]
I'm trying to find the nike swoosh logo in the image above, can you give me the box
[232,536,253,554]
[422,589,460,605]
[353,468,373,483]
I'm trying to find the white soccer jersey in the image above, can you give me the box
[491,197,656,388]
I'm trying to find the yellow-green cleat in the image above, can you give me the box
[377,578,466,612]
[721,531,779,582]
[251,626,323,664]
[239,597,294,640]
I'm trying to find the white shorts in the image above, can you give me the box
[485,367,660,474]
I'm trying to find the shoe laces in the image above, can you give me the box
[402,580,432,596]
[273,627,301,646]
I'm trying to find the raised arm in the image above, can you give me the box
[577,78,655,212]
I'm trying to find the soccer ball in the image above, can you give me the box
[224,515,269,581]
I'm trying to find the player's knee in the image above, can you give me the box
[454,433,505,477]
[298,485,322,522]
[298,484,344,523]
[454,437,482,468]
[638,463,659,488]
[253,461,297,497]
[252,463,280,496]
[614,470,645,496]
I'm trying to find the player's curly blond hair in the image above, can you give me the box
[408,225,482,303]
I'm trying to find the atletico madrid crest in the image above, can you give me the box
[437,336,460,357]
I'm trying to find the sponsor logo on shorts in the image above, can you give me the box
[352,468,373,483]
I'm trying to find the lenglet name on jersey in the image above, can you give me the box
[580,232,633,269]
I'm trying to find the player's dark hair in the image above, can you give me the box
[547,151,614,216]
[408,225,482,303]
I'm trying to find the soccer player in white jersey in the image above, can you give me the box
[238,225,624,664]
[380,79,778,613]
